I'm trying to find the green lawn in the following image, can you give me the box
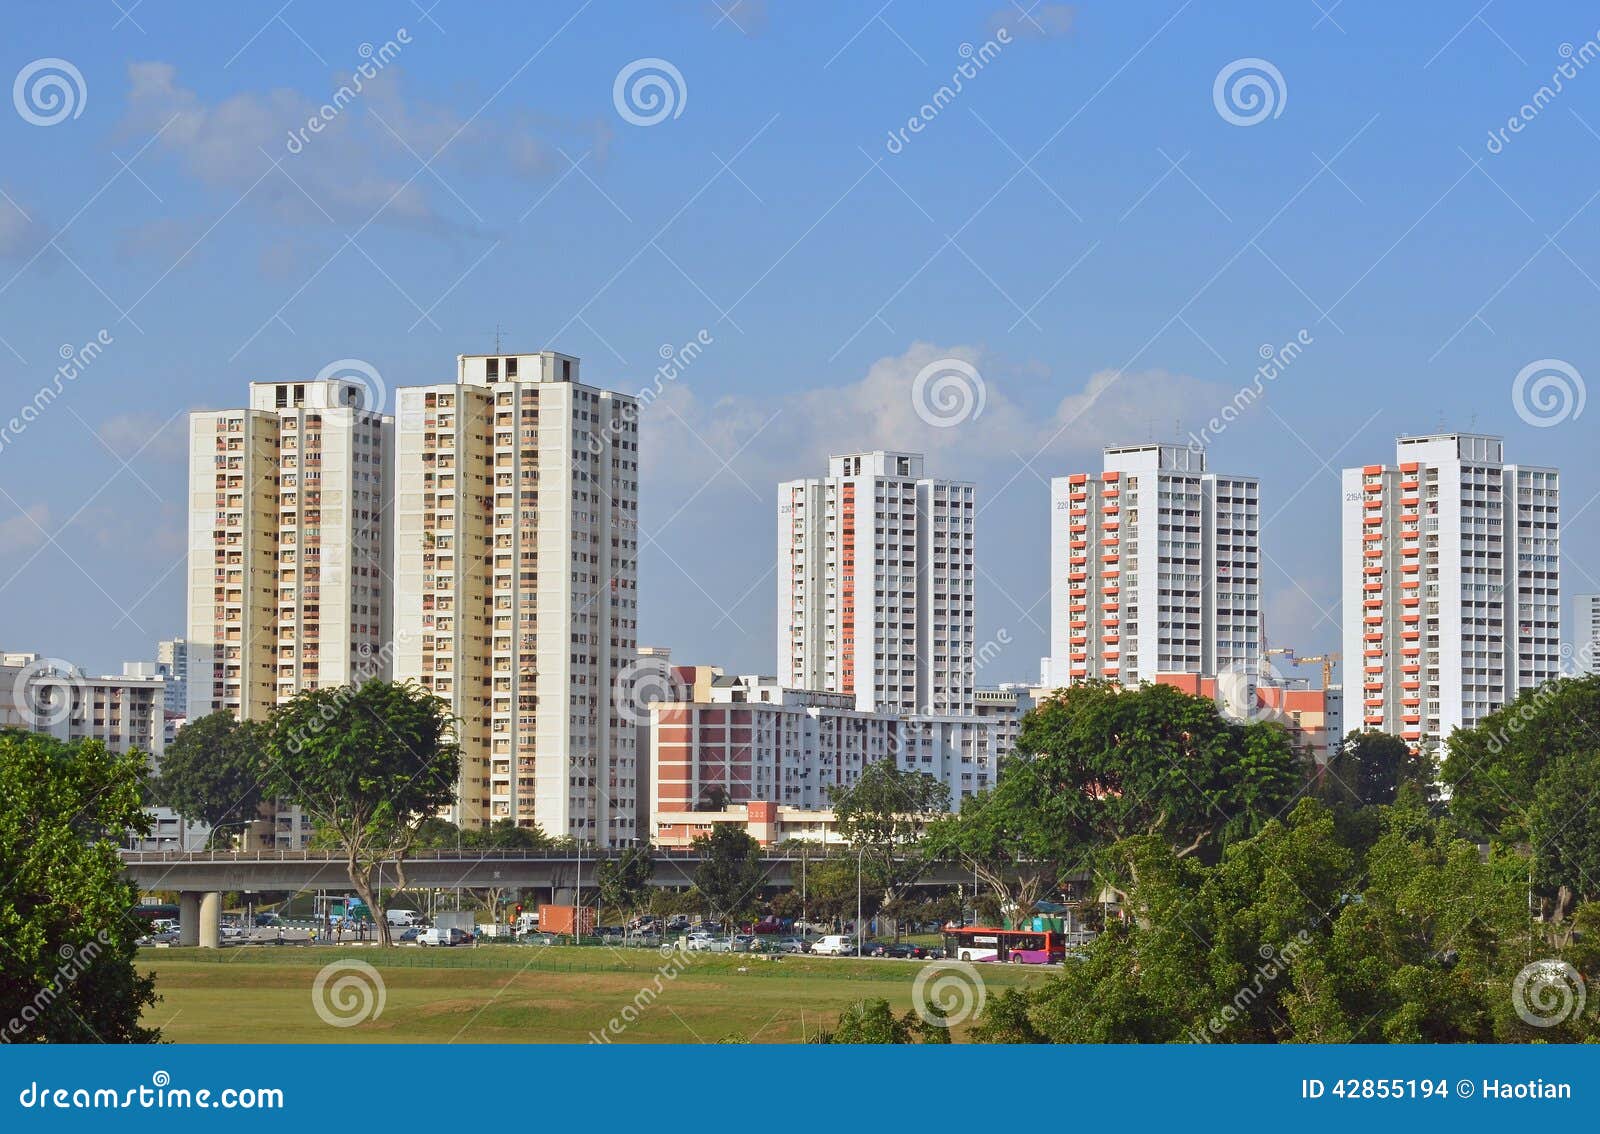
[138,944,1048,1044]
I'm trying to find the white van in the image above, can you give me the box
[385,909,422,927]
[811,935,856,956]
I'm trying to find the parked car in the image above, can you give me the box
[385,909,423,927]
[418,926,471,947]
[879,942,928,959]
[731,934,759,952]
[768,936,806,954]
[811,934,856,956]
[398,928,421,942]
[253,913,281,927]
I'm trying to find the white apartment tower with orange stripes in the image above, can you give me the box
[391,353,640,846]
[778,451,976,716]
[1340,433,1560,752]
[1044,443,1260,688]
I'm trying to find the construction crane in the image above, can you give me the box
[1264,648,1341,689]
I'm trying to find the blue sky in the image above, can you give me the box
[3,0,1600,685]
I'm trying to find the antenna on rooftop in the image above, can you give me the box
[488,324,508,353]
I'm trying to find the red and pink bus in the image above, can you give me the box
[943,926,1064,964]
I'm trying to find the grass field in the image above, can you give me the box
[138,945,1050,1043]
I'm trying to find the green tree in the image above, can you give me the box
[804,856,885,934]
[930,682,1303,917]
[1322,730,1425,808]
[596,846,655,924]
[828,759,949,927]
[691,824,765,926]
[0,731,160,1042]
[1442,675,1600,922]
[463,819,555,851]
[264,680,460,946]
[826,998,914,1044]
[150,711,270,847]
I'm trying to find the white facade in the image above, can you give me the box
[1045,444,1260,689]
[391,353,640,844]
[185,378,393,847]
[1340,433,1560,752]
[649,669,996,842]
[1575,594,1600,674]
[779,451,976,715]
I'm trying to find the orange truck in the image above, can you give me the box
[538,904,595,936]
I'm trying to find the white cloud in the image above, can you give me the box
[0,504,51,551]
[117,62,611,236]
[0,191,46,261]
[98,412,188,462]
[639,340,1225,499]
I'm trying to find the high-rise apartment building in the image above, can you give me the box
[186,378,393,846]
[1340,432,1560,751]
[1574,594,1600,674]
[778,451,976,715]
[391,353,640,845]
[1045,444,1260,690]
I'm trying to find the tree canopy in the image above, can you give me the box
[150,710,269,846]
[264,680,460,946]
[0,730,160,1043]
[691,824,766,925]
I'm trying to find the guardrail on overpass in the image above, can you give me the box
[118,847,1013,893]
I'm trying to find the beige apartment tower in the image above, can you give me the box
[185,378,392,846]
[392,353,640,846]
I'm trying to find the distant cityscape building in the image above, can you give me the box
[186,377,394,846]
[1,650,200,849]
[390,353,640,844]
[974,682,1043,762]
[1340,432,1560,751]
[1153,671,1343,765]
[1045,444,1260,691]
[779,451,976,715]
[1575,594,1600,674]
[648,665,999,845]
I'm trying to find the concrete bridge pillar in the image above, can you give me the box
[178,892,200,947]
[198,891,221,949]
